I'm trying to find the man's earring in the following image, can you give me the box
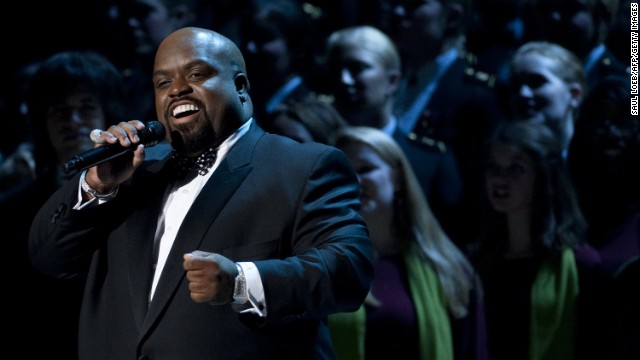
[239,95,246,103]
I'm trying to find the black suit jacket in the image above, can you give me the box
[29,121,373,360]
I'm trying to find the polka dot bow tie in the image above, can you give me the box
[171,147,217,179]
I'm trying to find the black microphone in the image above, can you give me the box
[62,121,166,174]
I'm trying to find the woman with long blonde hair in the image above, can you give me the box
[329,126,487,360]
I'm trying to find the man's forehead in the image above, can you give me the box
[163,30,231,54]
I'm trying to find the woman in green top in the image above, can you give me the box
[472,121,606,360]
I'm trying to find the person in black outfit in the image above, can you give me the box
[29,27,372,360]
[2,50,129,359]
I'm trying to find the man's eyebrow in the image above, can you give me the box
[153,60,212,77]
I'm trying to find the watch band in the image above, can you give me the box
[80,170,119,199]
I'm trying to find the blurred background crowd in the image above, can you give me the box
[1,0,636,359]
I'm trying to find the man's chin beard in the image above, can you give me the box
[170,124,215,157]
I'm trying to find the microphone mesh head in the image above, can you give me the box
[142,121,166,146]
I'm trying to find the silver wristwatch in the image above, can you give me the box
[232,263,248,304]
[80,170,119,199]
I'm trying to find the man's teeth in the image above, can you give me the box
[173,104,199,117]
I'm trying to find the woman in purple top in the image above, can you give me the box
[330,126,488,360]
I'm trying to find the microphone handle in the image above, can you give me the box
[62,121,165,174]
[62,146,132,174]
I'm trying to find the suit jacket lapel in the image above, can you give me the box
[125,159,174,327]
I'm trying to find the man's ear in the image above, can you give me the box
[387,69,401,96]
[234,73,253,115]
[568,82,584,109]
[235,72,250,91]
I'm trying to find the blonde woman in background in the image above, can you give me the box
[506,41,586,155]
[330,126,488,360]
